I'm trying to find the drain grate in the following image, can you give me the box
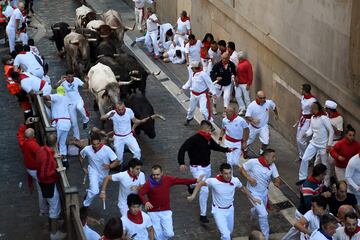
[272,200,293,210]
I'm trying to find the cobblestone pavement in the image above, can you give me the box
[0,0,293,239]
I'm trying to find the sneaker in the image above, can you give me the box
[187,185,194,195]
[83,121,89,129]
[50,231,67,240]
[199,215,209,223]
[130,40,136,47]
[184,118,193,126]
[62,158,69,169]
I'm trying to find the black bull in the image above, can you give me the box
[51,22,71,52]
[125,93,156,139]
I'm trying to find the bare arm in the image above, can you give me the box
[148,226,155,240]
[218,128,225,141]
[99,175,112,200]
[273,107,279,120]
[239,166,257,186]
[242,128,249,148]
[43,95,51,101]
[294,217,310,235]
[100,112,114,121]
[53,77,65,89]
[187,181,207,202]
[273,177,281,188]
[239,186,261,205]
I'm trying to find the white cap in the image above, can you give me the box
[190,61,201,68]
[325,100,337,109]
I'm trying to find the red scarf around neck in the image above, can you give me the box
[198,130,212,141]
[228,114,237,122]
[313,111,326,117]
[255,98,265,105]
[93,143,104,153]
[216,174,233,185]
[127,210,143,224]
[345,226,360,238]
[328,111,340,119]
[189,40,197,46]
[18,51,27,55]
[303,93,315,99]
[180,16,190,22]
[127,170,138,182]
[258,156,270,170]
[307,175,321,184]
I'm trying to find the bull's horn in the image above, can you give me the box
[117,80,134,86]
[110,26,118,30]
[129,70,139,76]
[95,12,103,15]
[130,76,141,81]
[97,54,104,58]
[70,40,79,44]
[150,114,166,121]
[52,27,61,30]
[113,54,121,57]
[92,88,106,93]
[125,23,136,31]
[115,75,120,79]
[84,33,92,37]
[152,70,161,76]
[87,38,98,42]
[67,26,76,30]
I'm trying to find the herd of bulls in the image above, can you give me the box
[50,5,162,139]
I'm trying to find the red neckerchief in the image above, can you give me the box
[202,41,211,50]
[93,143,104,153]
[345,226,360,238]
[255,98,264,105]
[198,130,212,141]
[216,174,234,185]
[307,176,321,184]
[116,109,126,116]
[189,40,197,46]
[180,16,190,22]
[19,73,29,81]
[303,93,315,99]
[220,49,226,54]
[100,237,111,240]
[127,210,143,224]
[328,111,340,119]
[222,61,229,69]
[258,156,270,170]
[127,170,138,182]
[18,51,27,55]
[192,68,202,76]
[228,114,237,122]
[313,111,326,117]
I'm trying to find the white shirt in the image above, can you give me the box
[345,154,360,195]
[146,13,158,32]
[206,177,242,208]
[242,158,279,195]
[185,40,202,63]
[301,96,317,115]
[61,78,84,102]
[176,17,191,35]
[3,5,14,18]
[329,115,343,141]
[111,171,146,208]
[222,116,249,140]
[14,52,44,74]
[303,210,320,237]
[208,48,221,64]
[309,229,332,240]
[7,8,22,28]
[106,108,134,136]
[229,51,238,65]
[30,46,40,56]
[305,115,334,148]
[121,211,152,240]
[182,70,216,95]
[334,226,360,240]
[168,46,185,64]
[80,145,117,177]
[20,73,45,93]
[159,23,174,45]
[83,224,101,240]
[133,0,153,9]
[49,94,71,131]
[245,100,276,128]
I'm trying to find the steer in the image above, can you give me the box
[86,20,106,31]
[75,28,100,63]
[64,32,96,76]
[75,5,96,28]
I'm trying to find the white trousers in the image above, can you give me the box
[19,32,28,45]
[114,134,141,162]
[186,92,212,122]
[250,193,269,240]
[335,166,346,181]
[148,210,174,240]
[187,65,193,82]
[83,167,105,207]
[145,30,160,56]
[134,7,144,30]
[57,128,69,156]
[46,184,61,219]
[299,143,330,186]
[247,124,269,146]
[214,83,233,108]
[235,84,251,111]
[212,206,234,240]
[281,210,303,240]
[27,169,48,214]
[224,139,242,166]
[6,26,16,52]
[174,33,187,48]
[190,164,211,216]
[296,119,311,159]
[69,100,89,140]
[30,67,45,79]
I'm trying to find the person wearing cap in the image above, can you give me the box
[144,7,160,59]
[43,86,72,168]
[178,120,234,223]
[345,152,360,204]
[298,101,334,187]
[296,84,317,162]
[210,52,237,115]
[234,51,253,116]
[181,61,217,125]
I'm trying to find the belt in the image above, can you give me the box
[213,204,232,209]
[301,114,312,119]
[250,123,260,129]
[191,90,208,96]
[190,164,210,168]
[225,135,242,143]
[51,117,70,123]
[39,79,46,91]
[135,7,144,10]
[114,131,132,137]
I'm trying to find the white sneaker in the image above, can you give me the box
[50,231,67,240]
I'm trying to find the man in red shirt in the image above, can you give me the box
[139,164,202,240]
[17,121,47,216]
[330,125,360,181]
[235,51,253,115]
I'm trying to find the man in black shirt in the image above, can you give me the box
[178,120,234,223]
[328,181,357,216]
[210,52,237,115]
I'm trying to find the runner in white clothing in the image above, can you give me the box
[298,101,334,186]
[11,71,51,96]
[185,34,202,82]
[309,214,337,240]
[227,42,238,66]
[181,61,217,125]
[6,2,24,52]
[174,11,191,48]
[100,159,146,216]
[334,212,360,240]
[80,133,120,207]
[245,90,278,155]
[13,46,44,78]
[219,106,249,167]
[188,163,260,240]
[207,41,221,75]
[133,0,153,31]
[121,194,155,240]
[56,71,90,139]
[240,149,282,240]
[80,207,101,240]
[296,84,317,161]
[144,8,160,59]
[100,101,151,164]
[345,153,360,204]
